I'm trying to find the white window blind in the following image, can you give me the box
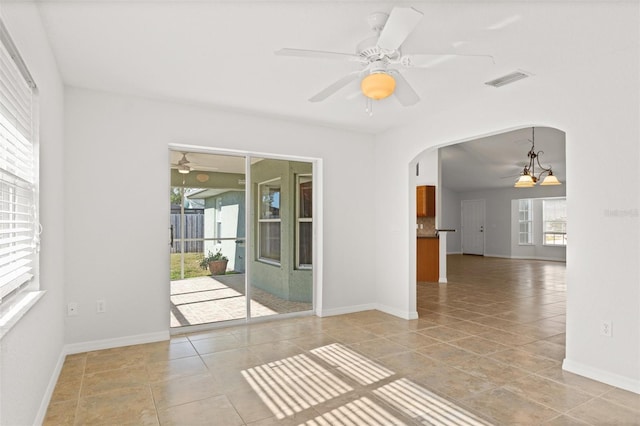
[0,27,37,303]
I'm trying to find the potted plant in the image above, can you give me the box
[199,249,229,275]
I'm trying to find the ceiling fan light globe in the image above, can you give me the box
[361,72,396,100]
[177,164,190,174]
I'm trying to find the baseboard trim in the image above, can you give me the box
[319,303,418,320]
[375,304,419,320]
[34,349,66,425]
[562,358,640,394]
[483,253,566,262]
[64,330,170,355]
[319,304,377,317]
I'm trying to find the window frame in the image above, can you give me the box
[296,174,312,270]
[0,18,42,339]
[543,198,567,246]
[257,177,281,265]
[518,199,534,245]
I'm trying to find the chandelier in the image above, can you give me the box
[514,128,562,188]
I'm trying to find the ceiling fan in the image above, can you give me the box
[276,7,494,108]
[172,153,192,174]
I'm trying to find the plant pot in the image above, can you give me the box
[208,259,228,275]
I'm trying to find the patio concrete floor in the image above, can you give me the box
[170,274,312,328]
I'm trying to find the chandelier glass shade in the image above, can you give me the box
[361,72,396,100]
[514,128,562,188]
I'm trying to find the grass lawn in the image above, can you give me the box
[170,252,211,280]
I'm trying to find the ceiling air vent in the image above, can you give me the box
[485,71,531,88]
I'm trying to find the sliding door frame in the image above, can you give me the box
[169,143,321,334]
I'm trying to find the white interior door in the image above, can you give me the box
[461,199,485,255]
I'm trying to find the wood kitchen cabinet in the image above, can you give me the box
[416,185,436,217]
[417,237,439,282]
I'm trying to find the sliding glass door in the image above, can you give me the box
[169,150,313,330]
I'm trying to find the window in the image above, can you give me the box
[518,199,533,245]
[258,179,281,263]
[296,175,312,269]
[543,198,567,246]
[0,20,39,317]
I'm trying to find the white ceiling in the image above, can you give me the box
[34,1,636,135]
[30,1,634,190]
[440,126,565,192]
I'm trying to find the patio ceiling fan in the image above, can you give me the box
[171,153,192,174]
[275,7,494,108]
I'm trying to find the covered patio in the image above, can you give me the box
[170,274,312,327]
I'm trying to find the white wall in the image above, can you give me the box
[440,187,461,253]
[0,3,66,425]
[457,185,566,258]
[63,87,377,344]
[374,3,639,393]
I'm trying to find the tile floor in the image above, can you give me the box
[45,255,640,425]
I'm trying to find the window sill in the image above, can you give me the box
[0,290,45,340]
[258,258,281,267]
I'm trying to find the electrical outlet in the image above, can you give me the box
[96,300,106,313]
[600,320,612,337]
[67,302,78,316]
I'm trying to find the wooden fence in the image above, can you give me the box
[170,213,204,253]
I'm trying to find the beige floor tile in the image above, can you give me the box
[58,355,86,378]
[347,338,410,359]
[190,333,244,355]
[248,341,304,363]
[503,374,594,412]
[417,325,472,342]
[226,385,277,424]
[452,356,528,385]
[75,387,159,425]
[146,355,209,383]
[200,347,263,371]
[84,349,147,375]
[444,320,496,335]
[488,348,560,373]
[286,333,339,350]
[150,373,222,410]
[518,339,566,361]
[543,414,591,425]
[50,374,82,403]
[416,342,477,364]
[384,331,440,350]
[376,350,439,376]
[157,395,244,426]
[325,327,380,344]
[567,397,640,425]
[600,387,640,411]
[413,365,499,400]
[43,400,77,426]
[448,335,510,355]
[462,388,561,424]
[81,365,149,397]
[143,340,198,362]
[536,367,614,396]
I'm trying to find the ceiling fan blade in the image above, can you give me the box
[275,48,362,62]
[377,7,423,51]
[309,72,361,102]
[392,72,420,106]
[400,53,495,68]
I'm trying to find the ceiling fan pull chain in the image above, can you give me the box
[365,97,374,116]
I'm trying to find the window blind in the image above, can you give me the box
[0,28,36,302]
